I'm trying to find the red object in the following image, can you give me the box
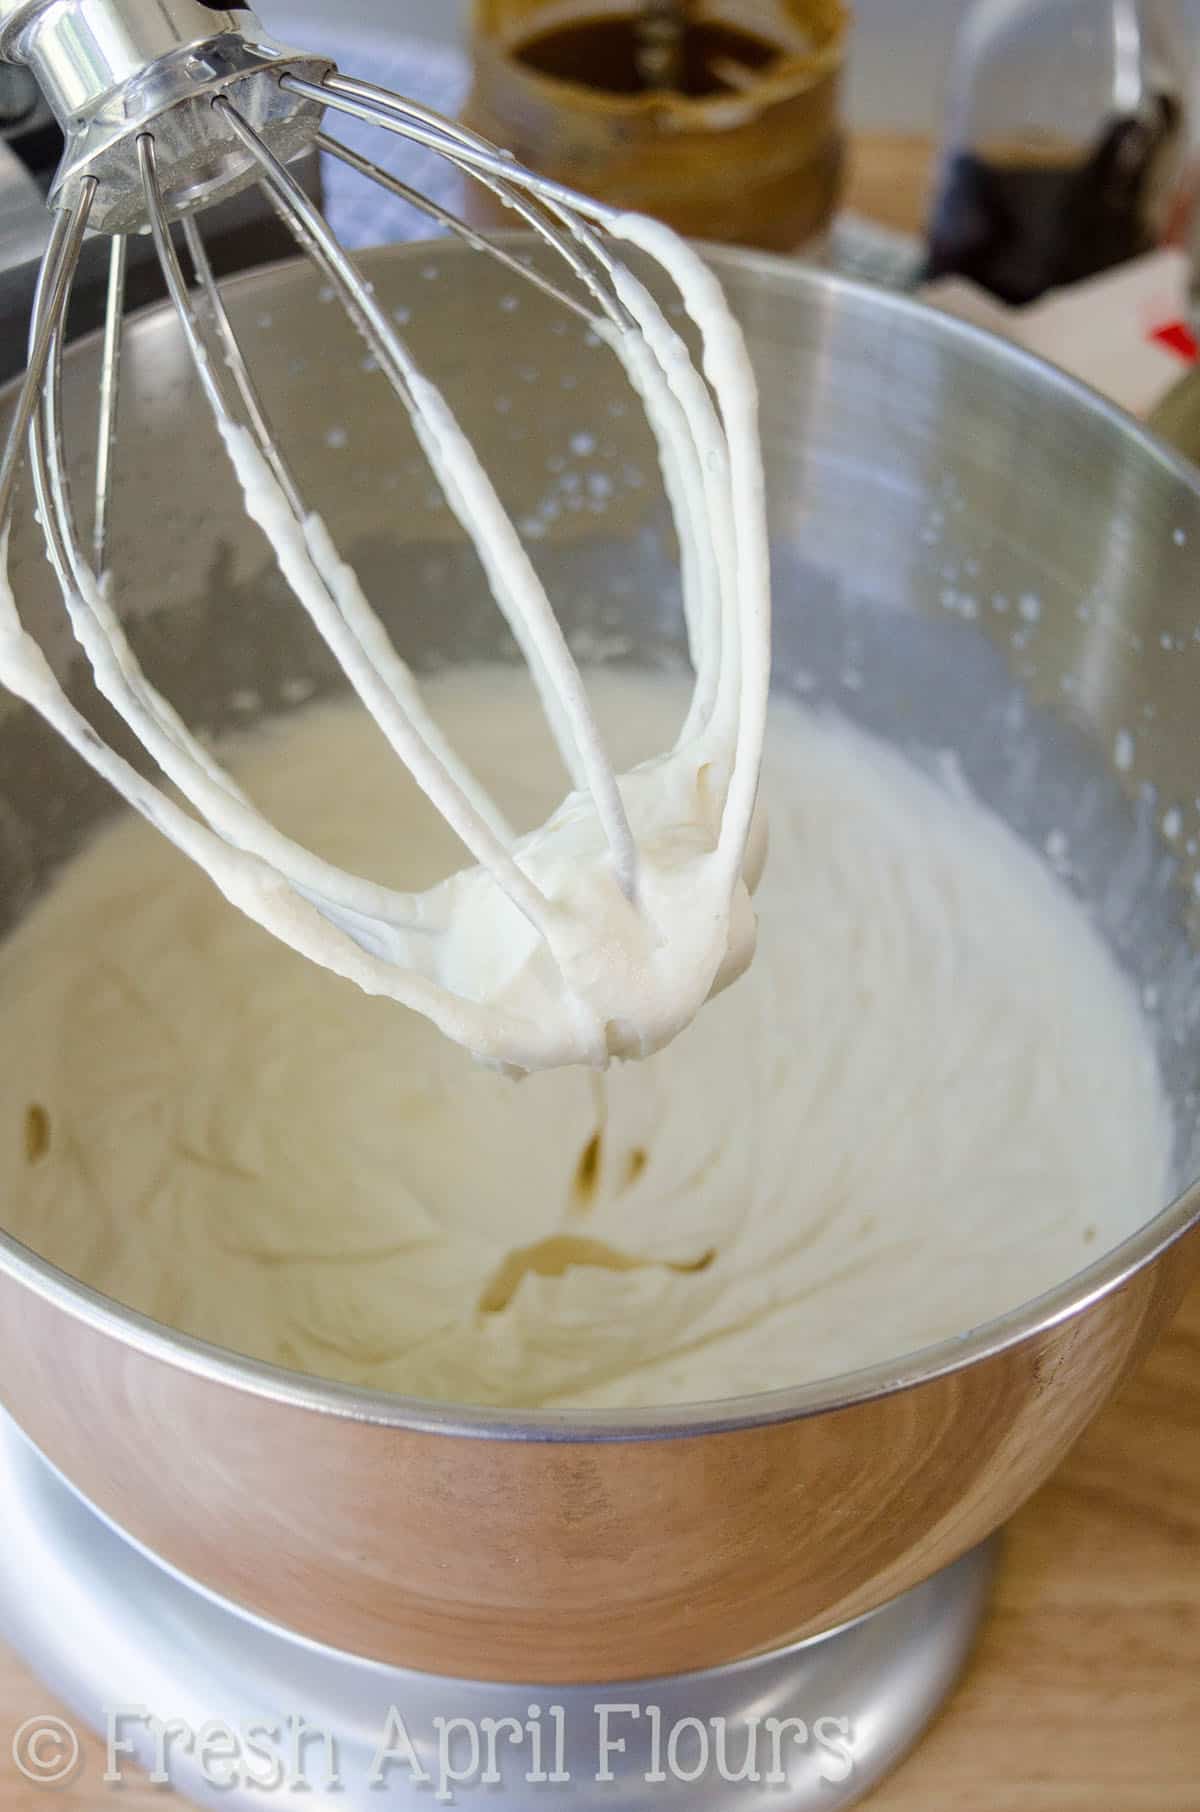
[1150,319,1198,362]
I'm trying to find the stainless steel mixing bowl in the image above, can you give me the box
[0,241,1198,1686]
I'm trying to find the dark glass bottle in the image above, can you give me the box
[925,0,1188,306]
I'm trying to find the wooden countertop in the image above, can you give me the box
[0,134,1197,1812]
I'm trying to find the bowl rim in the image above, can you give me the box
[1,238,1199,1444]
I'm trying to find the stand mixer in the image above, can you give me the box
[0,5,1197,1810]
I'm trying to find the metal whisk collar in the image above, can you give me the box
[0,0,771,1072]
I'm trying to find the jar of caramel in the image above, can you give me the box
[461,1,850,253]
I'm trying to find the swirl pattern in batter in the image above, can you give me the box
[0,666,1171,1408]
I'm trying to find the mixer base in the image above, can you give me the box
[0,1413,996,1809]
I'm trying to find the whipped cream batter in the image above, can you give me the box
[0,667,1171,1408]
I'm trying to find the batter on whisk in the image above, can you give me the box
[0,88,772,1072]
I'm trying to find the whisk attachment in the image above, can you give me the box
[0,0,331,232]
[0,0,771,1073]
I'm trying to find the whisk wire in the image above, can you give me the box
[219,95,642,901]
[291,78,749,808]
[574,231,728,743]
[180,193,518,851]
[0,182,93,533]
[297,76,635,339]
[299,74,618,230]
[301,73,745,780]
[92,234,127,578]
[611,216,771,885]
[22,167,502,941]
[31,175,256,811]
[315,134,600,331]
[287,77,764,886]
[181,214,305,520]
[139,129,557,934]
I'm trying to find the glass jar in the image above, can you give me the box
[925,0,1189,305]
[461,0,850,253]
